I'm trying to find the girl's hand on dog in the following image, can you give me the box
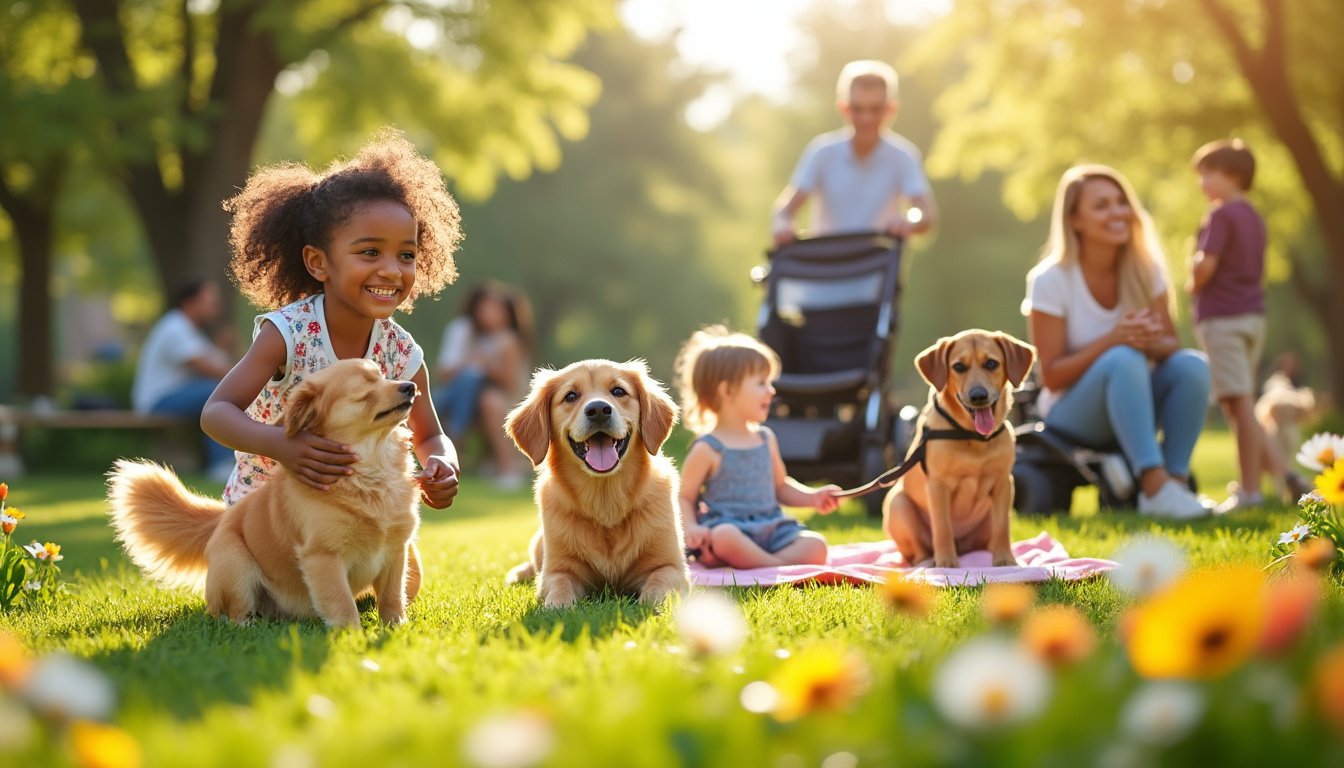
[276,432,358,491]
[415,456,460,509]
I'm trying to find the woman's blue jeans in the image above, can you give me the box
[433,367,487,438]
[150,378,234,469]
[1043,346,1210,477]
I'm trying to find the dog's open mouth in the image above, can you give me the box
[958,396,999,436]
[568,432,629,473]
[375,399,414,421]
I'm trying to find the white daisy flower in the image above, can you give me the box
[672,592,748,656]
[462,711,555,768]
[1106,536,1187,597]
[739,681,779,714]
[1119,682,1205,746]
[932,638,1052,730]
[1296,433,1344,473]
[21,653,116,721]
[23,581,40,592]
[21,542,43,559]
[1278,523,1312,546]
[1299,490,1325,507]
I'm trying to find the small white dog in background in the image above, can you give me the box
[1255,371,1317,501]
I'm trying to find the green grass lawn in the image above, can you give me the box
[2,429,1343,767]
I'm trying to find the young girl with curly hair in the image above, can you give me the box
[203,130,464,594]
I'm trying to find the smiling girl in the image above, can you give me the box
[202,130,463,596]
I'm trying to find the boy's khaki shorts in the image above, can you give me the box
[1195,313,1265,400]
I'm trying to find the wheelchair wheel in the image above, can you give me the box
[1012,461,1077,516]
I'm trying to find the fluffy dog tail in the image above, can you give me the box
[106,459,224,591]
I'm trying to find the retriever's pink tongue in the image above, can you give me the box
[585,436,619,472]
[971,407,996,436]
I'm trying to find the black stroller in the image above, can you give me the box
[754,232,910,517]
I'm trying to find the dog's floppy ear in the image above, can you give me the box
[505,368,556,466]
[915,337,952,390]
[284,378,320,437]
[626,359,678,455]
[996,332,1038,388]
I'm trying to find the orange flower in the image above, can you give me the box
[0,630,34,691]
[1314,645,1344,732]
[1021,605,1098,667]
[1259,575,1321,656]
[769,645,871,721]
[69,720,142,768]
[0,482,7,501]
[1295,537,1337,572]
[982,583,1035,625]
[880,577,935,617]
[1126,566,1265,680]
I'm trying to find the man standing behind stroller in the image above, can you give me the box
[771,60,937,246]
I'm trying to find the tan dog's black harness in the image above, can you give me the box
[834,399,1008,500]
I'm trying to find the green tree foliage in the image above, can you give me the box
[908,0,1344,403]
[0,0,614,397]
[404,26,735,381]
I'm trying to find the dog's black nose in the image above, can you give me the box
[968,385,990,406]
[399,382,416,397]
[585,399,614,421]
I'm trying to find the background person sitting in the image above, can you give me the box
[1022,164,1212,520]
[131,279,235,480]
[433,281,533,489]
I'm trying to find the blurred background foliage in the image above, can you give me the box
[1,0,1339,415]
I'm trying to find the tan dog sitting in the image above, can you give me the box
[504,359,689,608]
[883,330,1036,568]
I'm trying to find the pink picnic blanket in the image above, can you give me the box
[689,531,1117,588]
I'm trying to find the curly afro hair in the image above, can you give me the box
[224,127,461,312]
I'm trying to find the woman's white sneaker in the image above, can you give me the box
[1138,480,1211,520]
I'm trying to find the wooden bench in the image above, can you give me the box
[0,405,197,477]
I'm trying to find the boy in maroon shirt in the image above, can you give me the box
[1187,139,1307,512]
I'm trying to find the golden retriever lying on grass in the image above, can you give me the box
[106,359,421,628]
[504,359,689,608]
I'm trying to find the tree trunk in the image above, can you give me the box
[12,201,56,399]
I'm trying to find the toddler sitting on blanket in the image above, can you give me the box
[674,326,839,568]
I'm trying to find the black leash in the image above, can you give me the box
[833,399,1008,500]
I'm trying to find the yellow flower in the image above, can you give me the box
[981,583,1035,625]
[42,542,62,562]
[879,577,935,617]
[1315,645,1344,732]
[1021,605,1098,668]
[1126,566,1265,680]
[768,645,870,721]
[69,720,142,768]
[1315,460,1344,505]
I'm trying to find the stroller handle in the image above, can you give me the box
[765,230,902,261]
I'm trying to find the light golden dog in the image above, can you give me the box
[107,359,421,628]
[503,359,689,608]
[1255,371,1317,499]
[883,330,1036,568]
